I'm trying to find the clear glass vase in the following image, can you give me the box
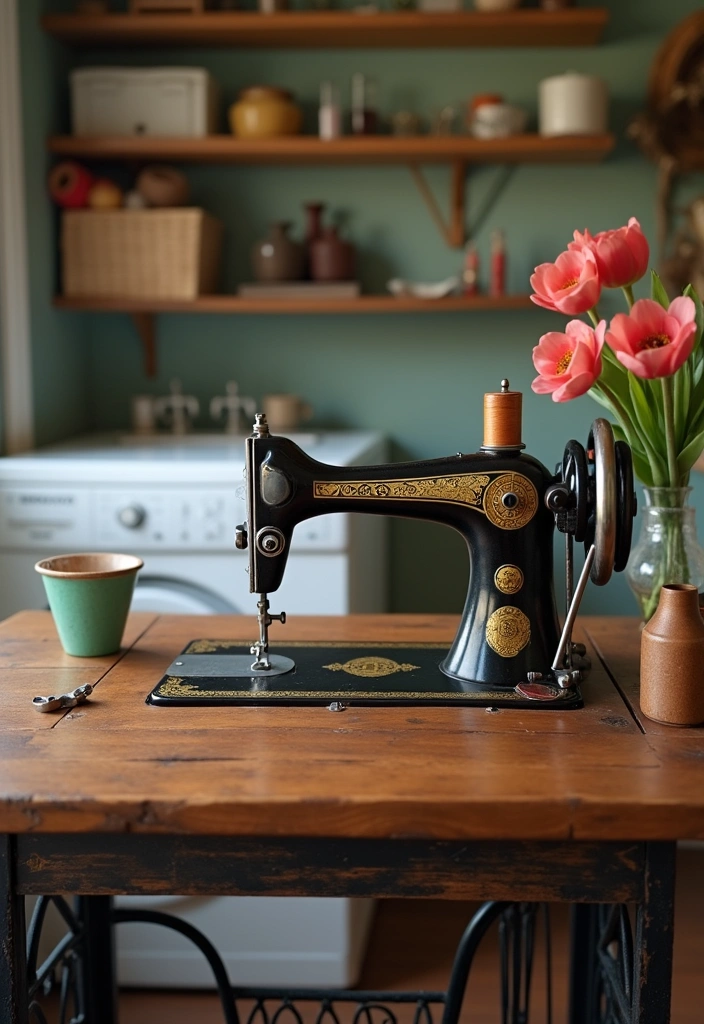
[626,487,704,621]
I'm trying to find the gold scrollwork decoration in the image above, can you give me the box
[186,639,228,654]
[314,474,490,507]
[323,656,420,678]
[315,471,538,530]
[485,606,531,658]
[494,564,524,595]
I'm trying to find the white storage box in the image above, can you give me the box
[71,67,218,137]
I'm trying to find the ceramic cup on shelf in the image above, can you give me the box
[262,394,313,433]
[131,394,157,435]
[252,222,306,282]
[229,87,302,139]
[136,165,189,208]
[471,103,527,139]
[539,72,608,136]
[35,553,143,658]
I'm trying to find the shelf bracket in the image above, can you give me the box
[408,161,466,249]
[130,312,157,377]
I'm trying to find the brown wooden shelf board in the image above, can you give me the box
[41,9,608,49]
[54,294,535,315]
[48,133,615,166]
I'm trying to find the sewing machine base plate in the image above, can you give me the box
[147,641,583,709]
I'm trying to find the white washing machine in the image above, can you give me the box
[0,430,388,619]
[0,430,388,989]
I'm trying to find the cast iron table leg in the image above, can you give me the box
[567,842,676,1024]
[631,842,676,1024]
[568,904,598,1024]
[0,836,28,1024]
[76,895,118,1024]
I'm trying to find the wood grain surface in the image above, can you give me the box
[15,835,644,902]
[41,9,609,49]
[47,134,616,166]
[0,612,702,840]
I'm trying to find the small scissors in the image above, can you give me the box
[32,684,94,713]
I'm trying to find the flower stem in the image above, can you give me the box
[622,284,635,309]
[661,376,680,487]
[587,307,600,328]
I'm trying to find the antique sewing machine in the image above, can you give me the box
[150,381,636,709]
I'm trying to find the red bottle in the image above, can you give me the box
[490,230,506,297]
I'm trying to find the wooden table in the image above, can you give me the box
[0,611,700,1024]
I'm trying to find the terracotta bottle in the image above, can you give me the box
[640,583,704,727]
[310,226,356,282]
[304,202,325,279]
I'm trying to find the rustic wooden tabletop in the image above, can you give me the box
[0,611,701,842]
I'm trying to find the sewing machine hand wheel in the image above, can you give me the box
[547,418,636,586]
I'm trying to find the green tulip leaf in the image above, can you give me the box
[675,363,691,449]
[677,429,704,478]
[628,373,656,437]
[651,270,671,309]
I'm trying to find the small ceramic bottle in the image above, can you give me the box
[310,226,356,281]
[251,222,305,282]
[319,82,342,141]
[640,583,704,726]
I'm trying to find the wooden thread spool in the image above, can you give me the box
[483,379,522,448]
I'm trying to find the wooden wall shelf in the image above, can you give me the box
[55,294,534,315]
[49,133,615,166]
[41,9,608,49]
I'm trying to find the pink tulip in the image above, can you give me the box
[531,319,605,402]
[606,297,697,379]
[570,217,650,289]
[530,248,601,315]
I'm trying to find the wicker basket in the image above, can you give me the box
[61,209,223,301]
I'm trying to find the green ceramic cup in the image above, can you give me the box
[35,553,144,657]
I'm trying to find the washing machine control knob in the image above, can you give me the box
[118,504,146,529]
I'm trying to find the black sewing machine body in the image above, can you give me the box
[149,386,635,708]
[245,435,561,689]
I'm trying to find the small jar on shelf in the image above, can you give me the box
[351,74,378,136]
[319,82,342,141]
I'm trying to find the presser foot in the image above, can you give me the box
[515,662,587,702]
[249,594,293,674]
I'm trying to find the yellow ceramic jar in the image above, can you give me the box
[229,87,303,139]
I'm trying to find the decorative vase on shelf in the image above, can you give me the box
[251,222,305,282]
[229,87,301,139]
[304,202,325,278]
[310,226,356,282]
[640,583,704,727]
[626,487,704,621]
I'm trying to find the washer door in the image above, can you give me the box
[132,575,239,615]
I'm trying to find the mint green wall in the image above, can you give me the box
[31,0,704,612]
[19,0,90,447]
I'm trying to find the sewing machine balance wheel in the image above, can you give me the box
[550,418,636,586]
[584,419,637,584]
